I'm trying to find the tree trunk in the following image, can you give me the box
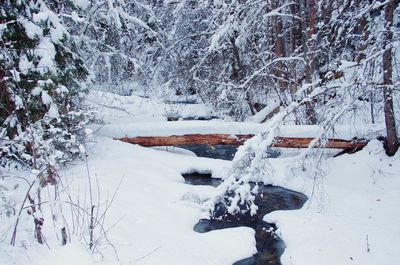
[383,0,399,156]
[230,32,242,81]
[289,3,299,94]
[0,68,10,116]
[0,68,17,138]
[303,0,317,125]
[272,0,287,92]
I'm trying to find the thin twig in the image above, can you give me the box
[10,180,35,246]
[135,246,161,262]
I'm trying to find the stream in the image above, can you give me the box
[182,172,308,265]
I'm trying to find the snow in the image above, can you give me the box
[245,100,280,123]
[85,90,214,124]
[83,91,400,265]
[31,87,43,96]
[73,0,89,9]
[86,91,384,140]
[35,37,57,74]
[32,6,68,45]
[0,134,255,265]
[42,242,94,265]
[60,137,256,265]
[1,90,399,265]
[33,12,50,23]
[71,12,85,23]
[263,140,400,265]
[21,19,43,39]
[13,95,24,109]
[18,55,33,73]
[92,120,384,140]
[119,10,154,32]
[41,90,52,105]
[47,104,60,118]
[210,22,230,51]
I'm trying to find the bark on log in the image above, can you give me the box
[117,134,368,151]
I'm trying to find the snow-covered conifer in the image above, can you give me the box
[1,0,88,170]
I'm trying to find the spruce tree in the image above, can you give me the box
[1,0,88,171]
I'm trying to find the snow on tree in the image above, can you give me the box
[206,0,400,216]
[65,0,162,95]
[1,0,89,171]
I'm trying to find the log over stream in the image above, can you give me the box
[118,134,368,150]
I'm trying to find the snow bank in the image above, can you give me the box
[85,90,214,125]
[263,140,400,265]
[91,120,384,140]
[60,137,255,265]
[86,90,384,141]
[0,136,254,265]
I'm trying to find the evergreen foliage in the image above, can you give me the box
[1,0,88,170]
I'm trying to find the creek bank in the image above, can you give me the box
[182,172,308,265]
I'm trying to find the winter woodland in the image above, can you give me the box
[1,1,399,265]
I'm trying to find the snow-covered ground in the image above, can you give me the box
[264,140,400,265]
[1,91,399,265]
[60,137,256,265]
[87,91,384,140]
[85,90,215,124]
[93,120,384,140]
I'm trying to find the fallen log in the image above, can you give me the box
[117,134,368,151]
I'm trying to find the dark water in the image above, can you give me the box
[182,172,308,265]
[167,116,219,121]
[182,172,222,187]
[177,145,281,160]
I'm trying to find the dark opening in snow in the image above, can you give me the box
[182,172,308,265]
[177,145,281,160]
[182,172,221,187]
